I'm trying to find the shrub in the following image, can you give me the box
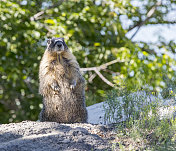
[104,88,176,149]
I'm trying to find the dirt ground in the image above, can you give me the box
[0,121,117,151]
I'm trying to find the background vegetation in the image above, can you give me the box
[104,88,176,150]
[0,0,176,123]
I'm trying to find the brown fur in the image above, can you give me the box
[39,48,87,123]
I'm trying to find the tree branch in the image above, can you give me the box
[88,73,97,83]
[81,58,125,72]
[149,21,176,25]
[30,0,64,21]
[94,69,114,87]
[128,23,141,32]
[129,1,162,40]
[80,58,125,87]
[103,69,120,76]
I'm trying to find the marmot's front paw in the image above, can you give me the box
[70,84,75,89]
[51,81,60,91]
[70,80,76,90]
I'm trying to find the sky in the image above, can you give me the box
[126,24,176,43]
[126,0,176,44]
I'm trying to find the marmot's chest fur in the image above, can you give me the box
[45,53,72,79]
[39,37,87,123]
[39,51,82,94]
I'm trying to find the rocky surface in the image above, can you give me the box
[0,121,116,151]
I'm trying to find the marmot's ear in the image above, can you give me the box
[47,39,51,45]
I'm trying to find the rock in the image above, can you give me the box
[87,102,106,125]
[86,91,176,125]
[0,121,112,151]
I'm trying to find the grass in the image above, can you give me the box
[103,88,176,150]
[111,127,176,150]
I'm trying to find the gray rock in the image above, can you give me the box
[87,91,176,124]
[0,121,111,151]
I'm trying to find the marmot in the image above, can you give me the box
[39,37,87,123]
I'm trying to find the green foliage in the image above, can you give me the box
[104,88,160,124]
[0,0,176,123]
[104,89,176,150]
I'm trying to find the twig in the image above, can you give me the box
[30,0,64,21]
[81,58,125,72]
[88,73,97,83]
[103,69,120,76]
[130,1,162,40]
[94,69,114,87]
[80,58,125,87]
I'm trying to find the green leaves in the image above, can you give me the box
[44,19,55,24]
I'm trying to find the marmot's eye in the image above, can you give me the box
[47,39,51,45]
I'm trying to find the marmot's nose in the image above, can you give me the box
[56,42,62,48]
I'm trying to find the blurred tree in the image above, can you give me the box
[0,0,175,123]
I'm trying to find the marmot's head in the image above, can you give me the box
[47,37,68,53]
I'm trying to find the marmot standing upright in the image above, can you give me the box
[39,37,87,123]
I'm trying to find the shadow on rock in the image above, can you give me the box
[0,121,111,151]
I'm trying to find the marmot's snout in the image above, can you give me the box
[56,41,63,48]
[47,37,68,52]
[54,41,64,51]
